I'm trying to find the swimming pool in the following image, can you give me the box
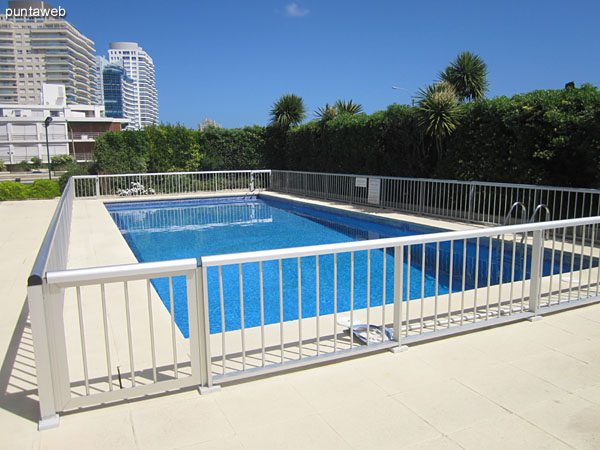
[107,195,594,337]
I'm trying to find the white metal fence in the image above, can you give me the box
[271,170,600,225]
[27,170,600,430]
[198,216,600,385]
[73,170,271,198]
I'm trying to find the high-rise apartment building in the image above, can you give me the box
[102,62,136,122]
[0,1,97,105]
[108,42,158,129]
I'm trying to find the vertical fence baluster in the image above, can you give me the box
[219,266,226,375]
[100,283,113,391]
[259,261,265,366]
[75,286,89,395]
[297,257,302,358]
[279,259,284,363]
[333,253,338,351]
[169,277,178,378]
[123,281,136,387]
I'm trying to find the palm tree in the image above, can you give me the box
[440,51,489,102]
[270,94,307,128]
[416,81,463,158]
[313,103,338,122]
[334,99,363,115]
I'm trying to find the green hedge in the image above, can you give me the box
[0,180,60,200]
[91,85,600,188]
[438,84,600,187]
[94,124,268,175]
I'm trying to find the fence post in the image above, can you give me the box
[528,230,543,318]
[392,246,408,352]
[186,269,202,387]
[27,283,60,430]
[95,176,100,197]
[196,262,219,394]
[468,184,475,221]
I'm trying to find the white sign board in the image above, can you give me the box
[355,177,367,188]
[368,178,381,205]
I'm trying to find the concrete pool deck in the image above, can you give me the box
[1,196,600,449]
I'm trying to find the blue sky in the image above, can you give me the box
[54,0,600,128]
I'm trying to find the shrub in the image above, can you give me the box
[30,157,42,168]
[51,154,77,170]
[13,160,31,172]
[0,181,29,199]
[0,160,5,172]
[28,179,60,198]
[0,180,61,200]
[58,166,92,193]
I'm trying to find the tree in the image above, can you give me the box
[314,100,363,125]
[313,103,338,123]
[440,51,489,102]
[416,81,463,158]
[270,94,307,128]
[334,99,363,115]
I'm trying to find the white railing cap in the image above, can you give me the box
[46,258,198,287]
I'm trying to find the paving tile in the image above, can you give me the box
[284,359,388,412]
[351,351,446,396]
[131,396,233,450]
[518,394,600,450]
[213,377,314,433]
[402,435,465,450]
[456,363,571,413]
[552,339,600,365]
[519,321,592,349]
[543,313,600,339]
[574,383,600,406]
[409,336,503,377]
[39,405,136,450]
[449,411,572,450]
[393,379,506,435]
[320,395,440,449]
[510,349,600,392]
[461,322,550,364]
[177,435,245,450]
[236,414,351,450]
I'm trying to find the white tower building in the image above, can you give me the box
[107,42,158,130]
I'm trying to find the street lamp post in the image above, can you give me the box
[392,86,416,107]
[44,116,52,180]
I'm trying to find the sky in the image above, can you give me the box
[45,0,600,129]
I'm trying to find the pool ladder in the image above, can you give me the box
[502,202,551,226]
[497,203,552,269]
[503,202,527,226]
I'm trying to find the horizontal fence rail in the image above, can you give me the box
[26,169,600,430]
[271,170,600,225]
[73,170,271,198]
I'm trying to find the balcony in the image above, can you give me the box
[69,131,104,140]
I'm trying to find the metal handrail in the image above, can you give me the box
[530,204,551,223]
[503,202,527,226]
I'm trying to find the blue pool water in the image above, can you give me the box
[107,196,596,337]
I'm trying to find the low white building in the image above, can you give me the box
[0,84,127,164]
